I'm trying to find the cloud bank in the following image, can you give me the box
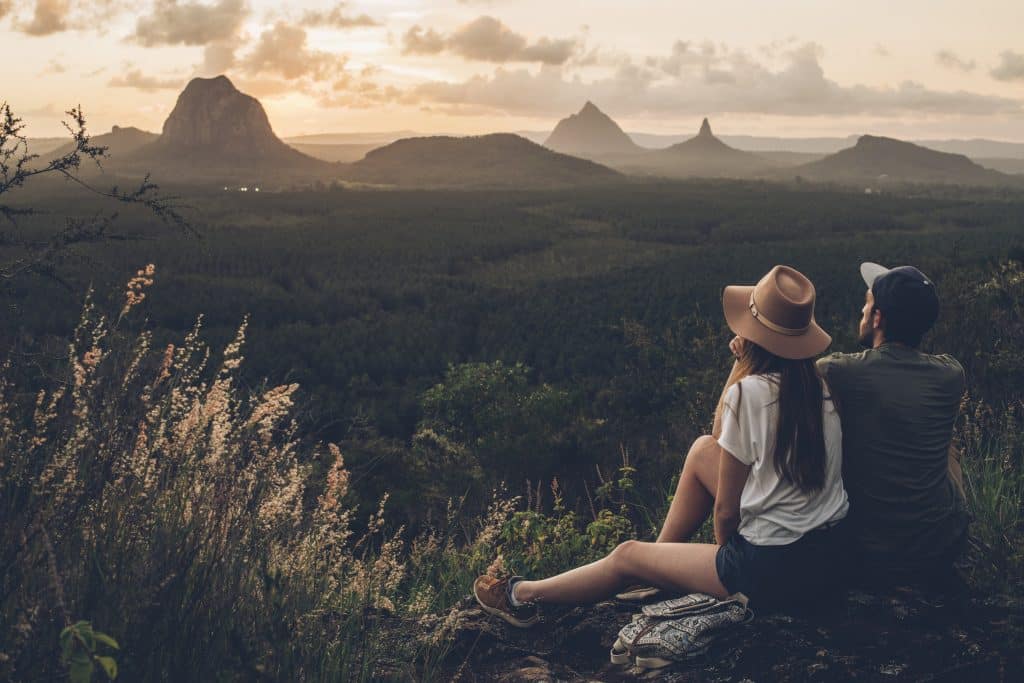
[133,0,247,47]
[409,42,1020,118]
[403,16,578,65]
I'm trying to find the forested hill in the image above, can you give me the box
[348,133,622,188]
[797,135,1016,186]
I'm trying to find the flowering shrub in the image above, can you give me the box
[0,267,412,680]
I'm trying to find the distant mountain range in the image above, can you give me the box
[523,129,1024,160]
[537,105,774,178]
[32,79,621,188]
[535,104,1019,186]
[24,85,1024,188]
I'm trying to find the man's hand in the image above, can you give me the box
[729,336,747,358]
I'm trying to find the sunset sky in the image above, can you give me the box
[3,0,1024,140]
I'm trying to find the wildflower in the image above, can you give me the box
[319,444,350,512]
[157,343,174,384]
[120,264,156,318]
[473,489,520,552]
[82,347,103,369]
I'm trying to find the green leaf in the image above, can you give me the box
[60,629,76,661]
[96,655,118,680]
[71,621,96,651]
[94,632,120,650]
[68,658,93,683]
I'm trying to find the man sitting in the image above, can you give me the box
[817,262,969,586]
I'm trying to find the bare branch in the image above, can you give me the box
[0,102,197,289]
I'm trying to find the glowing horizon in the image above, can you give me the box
[3,1,1024,142]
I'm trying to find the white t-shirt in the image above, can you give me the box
[717,374,849,546]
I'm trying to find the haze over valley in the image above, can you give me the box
[27,75,1024,190]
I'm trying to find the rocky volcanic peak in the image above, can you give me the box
[673,117,736,152]
[156,75,289,157]
[621,117,771,179]
[544,101,639,157]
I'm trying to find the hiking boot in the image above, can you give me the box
[615,585,662,601]
[473,575,540,628]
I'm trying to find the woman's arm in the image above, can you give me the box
[713,448,750,545]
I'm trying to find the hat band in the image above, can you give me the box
[748,294,810,337]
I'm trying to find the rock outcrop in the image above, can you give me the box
[645,118,772,178]
[371,584,1022,680]
[544,102,641,159]
[130,75,328,171]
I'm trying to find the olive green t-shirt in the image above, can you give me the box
[816,344,969,571]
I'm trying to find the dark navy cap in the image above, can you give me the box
[860,262,939,339]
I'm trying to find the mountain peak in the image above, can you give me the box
[179,75,238,98]
[698,118,713,138]
[159,75,276,150]
[143,75,324,169]
[545,102,639,158]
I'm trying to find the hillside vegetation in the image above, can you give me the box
[2,180,1022,680]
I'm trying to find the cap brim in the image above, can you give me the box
[722,285,831,360]
[860,262,890,288]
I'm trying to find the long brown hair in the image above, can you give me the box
[713,340,829,493]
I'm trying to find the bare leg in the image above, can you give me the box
[656,435,721,543]
[514,540,728,604]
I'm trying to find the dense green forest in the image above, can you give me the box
[4,180,1023,521]
[3,178,1023,680]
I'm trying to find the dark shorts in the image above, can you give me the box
[716,522,849,610]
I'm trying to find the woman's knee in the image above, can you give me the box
[608,539,642,575]
[684,435,718,468]
[691,434,717,453]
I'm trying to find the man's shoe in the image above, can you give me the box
[615,585,662,601]
[473,575,540,628]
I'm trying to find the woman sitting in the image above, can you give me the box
[473,265,849,626]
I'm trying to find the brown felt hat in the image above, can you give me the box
[722,265,831,360]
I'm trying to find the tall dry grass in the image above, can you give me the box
[0,266,455,680]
